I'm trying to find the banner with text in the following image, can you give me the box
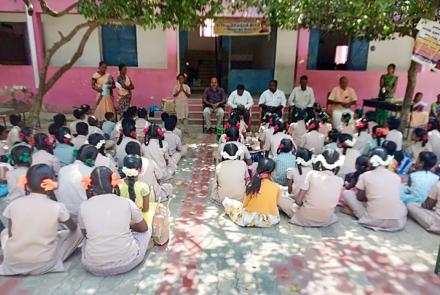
[412,19,440,71]
[214,17,270,36]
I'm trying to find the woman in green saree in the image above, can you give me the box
[377,64,398,124]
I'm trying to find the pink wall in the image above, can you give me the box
[0,2,178,112]
[295,29,440,107]
[0,0,76,13]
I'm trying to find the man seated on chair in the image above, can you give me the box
[328,76,357,129]
[288,75,315,122]
[259,80,286,119]
[202,77,227,133]
[227,84,253,125]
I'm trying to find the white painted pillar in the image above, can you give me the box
[274,30,298,94]
[25,5,40,88]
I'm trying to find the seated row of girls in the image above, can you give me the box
[343,148,408,232]
[278,149,344,227]
[263,119,294,158]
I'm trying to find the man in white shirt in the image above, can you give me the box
[227,84,254,124]
[288,75,315,122]
[259,80,286,118]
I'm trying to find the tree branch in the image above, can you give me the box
[36,0,78,18]
[44,23,99,92]
[40,21,94,83]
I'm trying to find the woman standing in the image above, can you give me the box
[377,64,398,124]
[92,61,115,122]
[116,64,135,116]
[172,73,191,133]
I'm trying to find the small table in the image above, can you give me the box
[362,98,403,113]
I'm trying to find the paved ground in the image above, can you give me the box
[0,132,439,295]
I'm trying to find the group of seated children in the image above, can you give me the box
[0,105,185,276]
[216,107,440,235]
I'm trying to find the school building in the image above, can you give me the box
[1,0,439,114]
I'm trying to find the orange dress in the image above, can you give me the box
[92,72,116,121]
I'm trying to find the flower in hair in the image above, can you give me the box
[111,173,123,187]
[224,135,230,142]
[370,155,393,167]
[356,120,367,129]
[296,157,312,166]
[82,175,92,189]
[341,138,356,148]
[95,139,106,150]
[122,166,140,177]
[220,149,243,160]
[130,130,137,139]
[63,133,72,143]
[313,154,344,170]
[225,122,231,129]
[279,143,285,150]
[143,126,150,134]
[40,179,58,191]
[18,175,27,188]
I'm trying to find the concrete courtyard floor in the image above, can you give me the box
[0,132,440,295]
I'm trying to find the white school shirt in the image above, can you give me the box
[72,135,87,150]
[56,160,94,218]
[353,131,372,153]
[429,130,440,163]
[304,130,325,154]
[268,132,294,158]
[88,126,104,136]
[79,194,144,265]
[115,137,140,167]
[337,148,361,177]
[6,167,27,201]
[141,139,170,170]
[227,90,254,110]
[32,150,61,176]
[386,129,403,151]
[95,153,118,174]
[6,126,21,148]
[288,86,315,109]
[2,193,70,266]
[258,89,286,107]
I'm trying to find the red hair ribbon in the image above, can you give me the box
[63,137,71,143]
[41,179,58,191]
[308,122,316,130]
[19,131,26,140]
[82,175,92,189]
[111,173,122,187]
[274,124,280,132]
[269,117,273,125]
[18,175,28,188]
[236,122,240,129]
[157,128,164,138]
[341,141,350,148]
[375,127,389,137]
[28,138,36,147]
[279,143,285,149]
[356,120,367,129]
[43,137,52,146]
[225,122,232,129]
[119,129,123,136]
[224,135,230,142]
[143,127,150,134]
[422,134,429,142]
[259,172,271,179]
[130,130,137,138]
[428,122,433,131]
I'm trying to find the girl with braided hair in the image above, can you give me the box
[0,164,82,275]
[31,133,61,176]
[142,124,174,181]
[53,127,75,167]
[6,145,32,200]
[408,128,433,161]
[80,166,150,276]
[56,144,98,222]
[115,120,139,167]
[304,118,325,154]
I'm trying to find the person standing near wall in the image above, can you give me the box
[377,64,398,124]
[116,64,135,117]
[202,77,226,133]
[172,73,191,133]
[92,61,116,122]
[227,84,253,125]
[288,75,315,122]
[259,80,286,119]
[328,76,357,129]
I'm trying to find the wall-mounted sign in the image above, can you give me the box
[412,19,440,71]
[214,17,270,36]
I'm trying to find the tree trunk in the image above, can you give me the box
[399,60,420,133]
[30,90,45,127]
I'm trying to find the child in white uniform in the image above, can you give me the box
[337,133,361,178]
[6,145,32,200]
[31,133,61,176]
[304,119,325,154]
